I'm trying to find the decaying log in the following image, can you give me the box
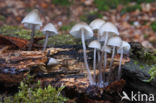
[0,46,70,86]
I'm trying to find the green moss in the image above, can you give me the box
[94,0,129,11]
[0,25,43,40]
[60,22,75,32]
[39,34,81,46]
[121,4,141,14]
[151,21,156,32]
[52,0,72,6]
[4,75,69,103]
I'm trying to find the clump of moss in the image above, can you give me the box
[0,25,43,40]
[121,4,141,15]
[94,0,129,11]
[39,34,81,46]
[151,21,156,32]
[4,75,69,103]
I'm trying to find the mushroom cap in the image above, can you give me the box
[21,9,42,30]
[42,23,58,36]
[47,58,58,65]
[88,40,101,50]
[107,36,122,47]
[89,19,105,31]
[98,22,119,36]
[117,41,131,54]
[101,46,111,53]
[69,22,93,40]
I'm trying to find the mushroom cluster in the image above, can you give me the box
[22,9,130,88]
[21,9,58,51]
[70,19,131,87]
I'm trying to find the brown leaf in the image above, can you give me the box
[0,35,29,49]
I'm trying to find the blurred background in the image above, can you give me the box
[0,0,155,48]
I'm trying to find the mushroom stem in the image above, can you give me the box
[108,46,115,83]
[117,48,123,80]
[81,29,95,85]
[104,32,108,47]
[93,48,97,81]
[97,51,104,88]
[28,24,35,50]
[43,33,49,51]
[103,52,107,82]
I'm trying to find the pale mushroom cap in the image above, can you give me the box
[22,9,42,30]
[117,41,131,54]
[47,58,58,65]
[69,22,93,40]
[107,36,122,47]
[101,46,111,53]
[98,22,119,36]
[42,23,58,36]
[89,19,105,31]
[88,40,101,50]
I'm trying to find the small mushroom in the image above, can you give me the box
[98,22,119,48]
[98,22,119,84]
[89,19,105,40]
[107,36,122,83]
[42,23,58,51]
[70,22,95,85]
[88,40,101,81]
[47,58,59,66]
[117,41,130,80]
[21,9,42,50]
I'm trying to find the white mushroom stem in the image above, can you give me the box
[43,34,49,51]
[97,51,104,88]
[103,52,107,82]
[108,46,115,83]
[104,32,108,47]
[28,25,35,50]
[81,29,95,85]
[117,48,123,80]
[93,48,97,81]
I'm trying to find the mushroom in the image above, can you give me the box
[89,19,105,64]
[88,40,101,81]
[117,41,130,80]
[42,23,58,51]
[89,19,105,40]
[21,9,42,50]
[100,46,111,86]
[98,22,119,49]
[47,58,59,66]
[70,22,95,85]
[107,36,122,82]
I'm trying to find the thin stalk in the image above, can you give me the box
[117,48,123,80]
[103,52,107,82]
[108,46,115,83]
[93,49,97,81]
[81,29,95,85]
[43,34,49,51]
[28,25,35,50]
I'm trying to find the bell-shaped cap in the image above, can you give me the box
[88,40,101,50]
[89,19,105,31]
[107,36,122,47]
[98,22,119,36]
[117,41,131,54]
[21,9,42,30]
[42,23,58,36]
[70,22,93,40]
[47,58,58,65]
[101,46,111,53]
